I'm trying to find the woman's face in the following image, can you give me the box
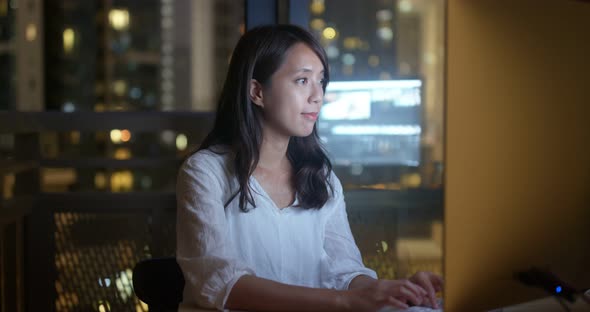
[250,43,325,141]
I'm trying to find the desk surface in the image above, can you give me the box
[494,296,589,312]
[182,296,589,312]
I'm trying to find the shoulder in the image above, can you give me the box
[315,170,344,213]
[183,145,232,172]
[327,170,344,198]
[179,145,235,185]
[316,170,347,220]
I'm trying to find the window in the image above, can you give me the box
[297,0,445,280]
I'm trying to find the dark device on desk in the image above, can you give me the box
[515,267,578,303]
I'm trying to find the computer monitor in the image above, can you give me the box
[444,0,590,310]
[317,79,423,167]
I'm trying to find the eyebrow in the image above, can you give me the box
[293,68,325,74]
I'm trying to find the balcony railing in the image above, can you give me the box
[0,111,214,312]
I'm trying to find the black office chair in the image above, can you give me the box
[132,257,185,312]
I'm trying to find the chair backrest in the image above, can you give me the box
[132,257,185,310]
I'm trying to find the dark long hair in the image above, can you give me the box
[198,24,333,212]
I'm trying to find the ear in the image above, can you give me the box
[249,79,264,107]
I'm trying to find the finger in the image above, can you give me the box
[412,272,440,308]
[399,286,423,306]
[405,280,428,299]
[422,286,437,308]
[419,276,438,308]
[410,272,429,295]
[429,292,438,309]
[388,296,409,310]
[433,274,444,291]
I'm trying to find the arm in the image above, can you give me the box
[226,275,349,312]
[321,174,378,290]
[226,274,427,312]
[348,275,378,290]
[320,174,427,309]
[176,153,255,309]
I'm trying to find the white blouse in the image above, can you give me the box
[176,146,377,311]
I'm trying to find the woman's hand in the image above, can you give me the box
[409,271,444,309]
[344,278,428,311]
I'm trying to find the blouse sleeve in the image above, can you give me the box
[176,152,255,310]
[321,173,378,290]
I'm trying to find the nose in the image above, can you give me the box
[309,82,323,104]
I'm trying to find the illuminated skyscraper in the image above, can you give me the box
[44,0,162,112]
[0,0,16,110]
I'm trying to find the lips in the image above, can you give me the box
[302,112,319,121]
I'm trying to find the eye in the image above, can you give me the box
[296,78,308,85]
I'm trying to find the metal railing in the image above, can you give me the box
[0,111,214,312]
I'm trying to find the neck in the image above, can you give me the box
[257,133,290,171]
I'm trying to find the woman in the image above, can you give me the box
[176,24,443,311]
